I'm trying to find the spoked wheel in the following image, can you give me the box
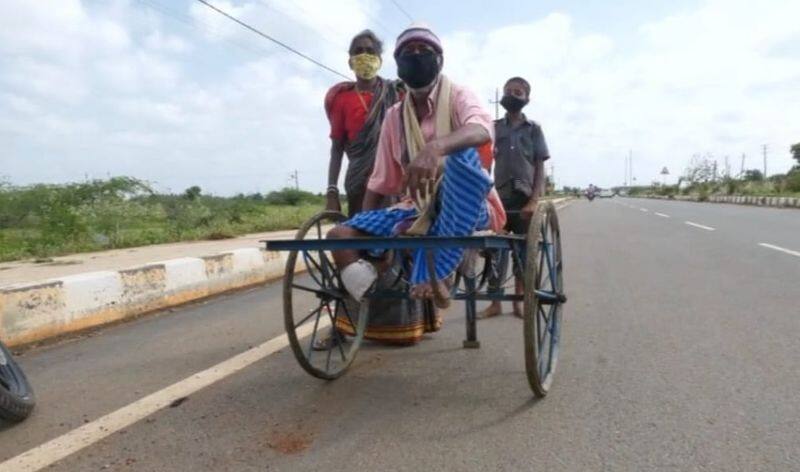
[283,211,368,380]
[523,201,565,397]
[0,340,35,422]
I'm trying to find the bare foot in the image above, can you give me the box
[477,302,502,319]
[512,301,523,319]
[410,278,452,308]
[431,277,452,309]
[410,283,431,299]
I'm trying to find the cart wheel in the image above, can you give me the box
[283,211,368,380]
[523,202,564,397]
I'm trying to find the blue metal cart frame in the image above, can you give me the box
[264,202,566,397]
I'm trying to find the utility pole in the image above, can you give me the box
[762,144,768,178]
[740,153,746,176]
[624,152,632,186]
[289,170,299,190]
[624,157,628,186]
[629,149,633,186]
[724,155,730,178]
[488,87,500,120]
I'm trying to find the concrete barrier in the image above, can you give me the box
[0,199,575,347]
[631,194,800,209]
[0,248,296,347]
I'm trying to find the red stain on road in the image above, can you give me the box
[266,431,314,455]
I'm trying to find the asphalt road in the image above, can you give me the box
[2,198,799,471]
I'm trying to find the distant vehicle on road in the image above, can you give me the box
[598,189,614,198]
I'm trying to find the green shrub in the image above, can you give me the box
[697,185,710,201]
[786,170,800,192]
[743,169,764,182]
[0,177,333,262]
[724,178,740,195]
[264,188,323,206]
[655,185,677,197]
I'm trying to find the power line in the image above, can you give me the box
[254,1,396,52]
[361,11,400,39]
[387,0,414,22]
[137,0,292,62]
[254,0,349,46]
[194,0,350,80]
[274,0,395,42]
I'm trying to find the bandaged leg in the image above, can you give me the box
[341,259,378,301]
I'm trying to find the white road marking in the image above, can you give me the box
[0,319,328,472]
[655,212,670,218]
[758,243,800,258]
[640,208,649,212]
[685,221,715,231]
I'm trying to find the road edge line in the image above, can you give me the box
[758,243,800,258]
[684,221,715,231]
[0,320,327,472]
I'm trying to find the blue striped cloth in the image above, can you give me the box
[346,147,492,285]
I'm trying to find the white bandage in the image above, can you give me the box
[340,259,378,301]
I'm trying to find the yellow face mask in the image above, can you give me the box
[349,53,381,80]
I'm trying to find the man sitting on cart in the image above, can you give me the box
[328,24,506,311]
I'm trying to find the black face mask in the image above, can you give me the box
[500,95,528,113]
[396,51,439,89]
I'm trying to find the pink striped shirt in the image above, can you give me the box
[366,76,507,232]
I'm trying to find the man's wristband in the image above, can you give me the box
[326,185,339,194]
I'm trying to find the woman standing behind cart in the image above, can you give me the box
[317,30,409,350]
[324,30,402,216]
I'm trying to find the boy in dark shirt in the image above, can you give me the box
[480,76,550,318]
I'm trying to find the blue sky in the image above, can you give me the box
[1,0,798,195]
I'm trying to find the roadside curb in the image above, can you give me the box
[0,198,572,348]
[630,194,800,209]
[0,248,296,348]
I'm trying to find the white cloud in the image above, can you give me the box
[188,0,258,42]
[444,2,800,188]
[1,0,798,195]
[0,0,130,59]
[1,93,40,115]
[144,31,191,53]
[0,0,391,194]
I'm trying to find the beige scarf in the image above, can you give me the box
[402,75,453,235]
